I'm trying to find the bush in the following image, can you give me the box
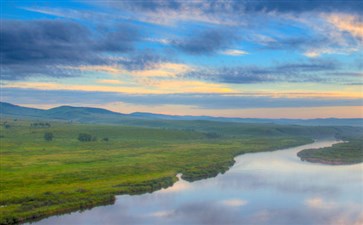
[102,137,109,142]
[78,133,96,142]
[44,132,54,141]
[204,132,221,139]
[31,122,51,128]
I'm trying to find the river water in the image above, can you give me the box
[29,140,363,225]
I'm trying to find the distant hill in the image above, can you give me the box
[1,102,362,127]
[0,102,130,123]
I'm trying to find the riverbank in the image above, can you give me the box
[297,138,363,165]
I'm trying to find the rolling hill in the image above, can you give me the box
[1,102,362,127]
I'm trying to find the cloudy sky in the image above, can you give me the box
[1,0,362,118]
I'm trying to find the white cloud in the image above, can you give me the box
[221,49,249,56]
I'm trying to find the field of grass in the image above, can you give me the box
[0,118,356,224]
[297,138,363,165]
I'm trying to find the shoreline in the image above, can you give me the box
[298,157,360,165]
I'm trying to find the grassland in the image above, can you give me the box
[297,138,363,165]
[0,118,357,224]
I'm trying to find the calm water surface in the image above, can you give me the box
[29,140,363,225]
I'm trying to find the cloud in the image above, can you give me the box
[171,28,238,54]
[2,79,232,94]
[96,79,124,84]
[221,49,248,56]
[131,63,193,77]
[102,0,363,26]
[324,13,363,40]
[73,65,123,74]
[118,52,168,71]
[0,20,140,80]
[184,59,350,84]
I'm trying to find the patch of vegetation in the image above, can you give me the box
[30,122,51,128]
[43,132,53,142]
[78,133,96,142]
[0,118,360,224]
[297,138,363,165]
[102,137,109,142]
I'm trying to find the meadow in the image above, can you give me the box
[0,118,360,224]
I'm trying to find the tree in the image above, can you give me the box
[44,132,54,141]
[78,133,95,142]
[102,137,109,142]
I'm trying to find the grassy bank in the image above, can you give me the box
[0,118,353,224]
[297,138,363,165]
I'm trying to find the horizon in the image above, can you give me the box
[1,0,362,118]
[3,101,362,120]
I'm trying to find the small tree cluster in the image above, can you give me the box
[78,133,97,142]
[31,122,51,128]
[44,132,54,141]
[204,132,221,139]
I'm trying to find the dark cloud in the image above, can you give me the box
[95,25,140,52]
[186,67,273,84]
[1,20,92,64]
[106,0,363,18]
[185,60,348,84]
[0,20,140,80]
[119,51,169,71]
[171,29,238,54]
[241,0,363,14]
[275,60,339,72]
[260,37,326,50]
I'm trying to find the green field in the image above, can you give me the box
[297,138,363,165]
[0,118,361,224]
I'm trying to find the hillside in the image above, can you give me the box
[1,102,362,127]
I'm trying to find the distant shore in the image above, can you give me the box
[297,139,363,165]
[298,157,359,165]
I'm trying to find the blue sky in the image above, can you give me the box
[1,0,362,118]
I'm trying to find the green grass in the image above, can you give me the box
[297,138,363,164]
[0,118,353,224]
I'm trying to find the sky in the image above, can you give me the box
[1,0,362,118]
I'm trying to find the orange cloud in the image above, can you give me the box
[74,65,123,74]
[325,13,363,39]
[96,79,124,84]
[131,63,193,77]
[4,79,232,94]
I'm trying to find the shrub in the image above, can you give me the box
[204,132,221,139]
[78,133,96,142]
[44,132,54,141]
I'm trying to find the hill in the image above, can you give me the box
[1,102,362,127]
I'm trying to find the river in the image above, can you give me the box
[29,139,363,225]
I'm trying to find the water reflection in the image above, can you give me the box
[29,140,363,225]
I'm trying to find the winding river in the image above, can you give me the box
[29,139,363,225]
